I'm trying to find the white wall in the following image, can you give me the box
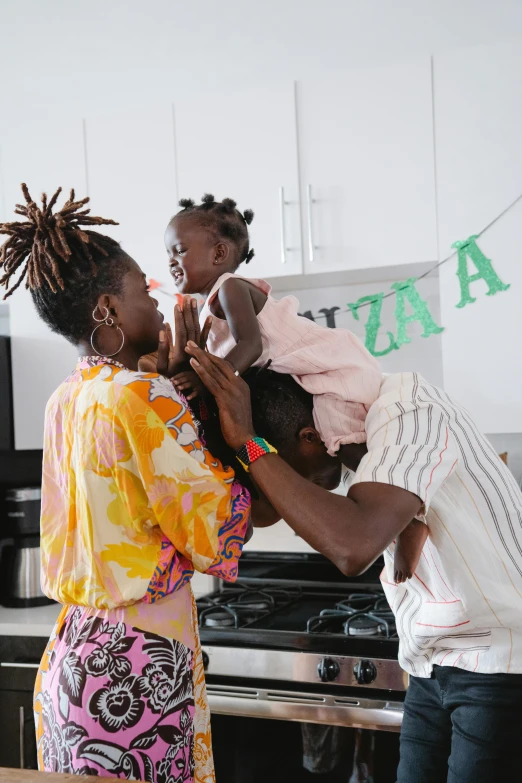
[0,306,8,338]
[434,39,522,434]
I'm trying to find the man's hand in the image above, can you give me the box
[186,343,255,450]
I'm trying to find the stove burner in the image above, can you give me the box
[200,606,239,628]
[345,614,385,637]
[204,615,235,628]
[228,590,276,613]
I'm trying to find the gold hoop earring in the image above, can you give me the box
[92,305,109,323]
[90,306,125,357]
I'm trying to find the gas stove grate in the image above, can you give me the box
[306,595,397,639]
[197,585,397,639]
[198,584,302,630]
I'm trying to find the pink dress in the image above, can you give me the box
[200,273,382,455]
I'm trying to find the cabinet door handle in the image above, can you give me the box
[279,186,287,264]
[1,662,40,669]
[19,705,25,769]
[306,184,316,263]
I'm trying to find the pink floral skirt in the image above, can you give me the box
[34,605,210,781]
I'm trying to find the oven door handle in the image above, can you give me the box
[206,684,403,732]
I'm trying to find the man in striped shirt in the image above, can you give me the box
[188,347,522,783]
[348,372,522,781]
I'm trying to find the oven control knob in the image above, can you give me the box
[202,651,209,671]
[353,659,377,685]
[317,657,340,682]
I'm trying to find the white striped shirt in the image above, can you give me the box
[351,372,522,677]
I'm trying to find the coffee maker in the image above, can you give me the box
[0,487,53,607]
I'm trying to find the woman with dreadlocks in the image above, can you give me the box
[0,184,250,781]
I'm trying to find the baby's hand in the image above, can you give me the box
[393,519,429,584]
[172,369,207,401]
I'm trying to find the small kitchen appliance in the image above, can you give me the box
[0,486,52,608]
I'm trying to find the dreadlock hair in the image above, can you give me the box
[0,183,130,343]
[176,193,255,267]
[243,366,315,452]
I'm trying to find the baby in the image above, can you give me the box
[165,194,427,582]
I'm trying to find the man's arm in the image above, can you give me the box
[249,455,421,574]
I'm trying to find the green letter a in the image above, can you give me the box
[392,278,444,348]
[452,235,510,309]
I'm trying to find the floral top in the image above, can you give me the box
[40,357,250,647]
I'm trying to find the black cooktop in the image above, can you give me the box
[197,565,399,659]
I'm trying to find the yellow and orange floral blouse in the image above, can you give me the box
[40,357,250,648]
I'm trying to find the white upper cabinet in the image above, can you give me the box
[84,105,178,291]
[0,110,84,449]
[173,83,302,279]
[434,40,522,433]
[297,58,438,274]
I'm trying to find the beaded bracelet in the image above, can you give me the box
[236,437,278,472]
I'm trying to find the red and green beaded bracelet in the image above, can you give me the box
[236,437,278,472]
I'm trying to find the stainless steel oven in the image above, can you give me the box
[197,553,404,782]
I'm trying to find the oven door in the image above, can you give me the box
[210,711,401,783]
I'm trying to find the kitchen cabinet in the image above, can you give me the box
[0,636,47,770]
[84,105,178,290]
[0,691,37,770]
[0,105,178,450]
[434,40,522,433]
[297,58,438,273]
[173,83,302,279]
[0,112,84,450]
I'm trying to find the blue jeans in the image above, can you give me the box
[397,665,522,782]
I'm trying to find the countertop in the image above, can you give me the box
[0,604,61,637]
[0,769,145,782]
[0,573,217,638]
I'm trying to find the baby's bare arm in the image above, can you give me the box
[217,278,265,373]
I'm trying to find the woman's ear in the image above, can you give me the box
[96,294,119,321]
